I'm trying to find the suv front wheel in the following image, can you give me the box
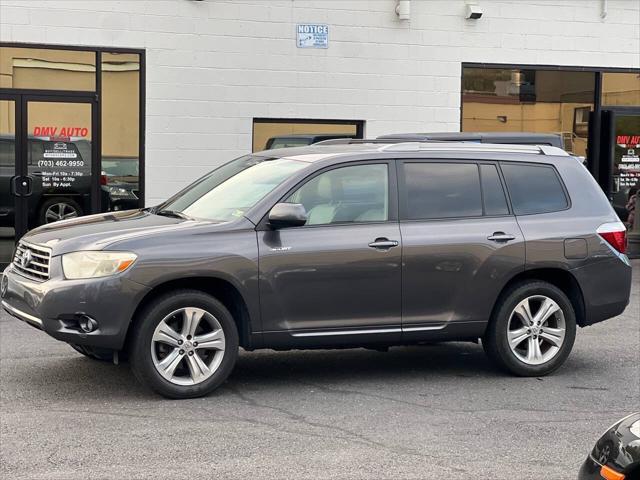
[129,290,239,398]
[483,281,577,377]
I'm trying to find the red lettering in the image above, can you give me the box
[79,127,88,137]
[33,126,41,135]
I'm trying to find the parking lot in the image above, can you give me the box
[0,262,638,480]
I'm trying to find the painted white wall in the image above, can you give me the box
[1,0,639,205]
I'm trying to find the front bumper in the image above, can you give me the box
[1,260,150,350]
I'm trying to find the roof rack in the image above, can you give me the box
[313,138,395,145]
[377,142,569,156]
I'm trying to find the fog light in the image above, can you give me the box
[78,315,98,333]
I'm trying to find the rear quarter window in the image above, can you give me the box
[501,163,569,215]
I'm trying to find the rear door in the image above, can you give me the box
[398,160,525,340]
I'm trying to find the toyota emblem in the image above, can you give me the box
[21,250,32,269]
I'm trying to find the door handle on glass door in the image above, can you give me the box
[487,232,516,242]
[368,238,399,249]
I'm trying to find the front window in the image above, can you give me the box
[160,155,308,222]
[286,164,389,225]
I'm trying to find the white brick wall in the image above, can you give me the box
[1,0,639,204]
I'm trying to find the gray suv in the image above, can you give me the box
[1,142,632,398]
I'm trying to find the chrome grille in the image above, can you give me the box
[13,241,52,281]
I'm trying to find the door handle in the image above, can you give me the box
[10,176,19,196]
[487,232,516,242]
[11,176,33,197]
[23,176,33,197]
[368,238,399,249]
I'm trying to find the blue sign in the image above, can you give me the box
[296,24,329,49]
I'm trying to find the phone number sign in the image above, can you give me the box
[296,24,329,49]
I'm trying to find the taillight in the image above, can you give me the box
[597,222,627,254]
[100,173,108,185]
[600,464,625,480]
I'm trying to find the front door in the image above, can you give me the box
[0,95,96,267]
[257,162,402,345]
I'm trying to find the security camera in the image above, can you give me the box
[466,4,483,19]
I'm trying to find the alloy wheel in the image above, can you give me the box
[45,202,79,223]
[151,307,226,386]
[507,295,566,366]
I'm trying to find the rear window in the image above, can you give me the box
[403,163,482,219]
[501,163,568,215]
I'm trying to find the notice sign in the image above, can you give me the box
[296,24,329,49]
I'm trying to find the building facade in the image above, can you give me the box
[0,0,639,264]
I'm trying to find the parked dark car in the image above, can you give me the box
[265,133,356,149]
[579,413,640,480]
[100,157,140,212]
[0,135,91,226]
[1,141,632,398]
[376,131,565,148]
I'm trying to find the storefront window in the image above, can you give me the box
[252,119,363,152]
[100,52,141,211]
[462,67,595,156]
[602,72,640,107]
[0,47,95,91]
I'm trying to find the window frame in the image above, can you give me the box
[257,159,399,230]
[0,41,146,208]
[498,161,572,216]
[397,159,513,222]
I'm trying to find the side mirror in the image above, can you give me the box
[268,203,307,229]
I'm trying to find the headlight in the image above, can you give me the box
[62,251,137,279]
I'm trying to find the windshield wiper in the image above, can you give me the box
[155,209,194,220]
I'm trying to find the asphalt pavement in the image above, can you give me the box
[1,262,639,479]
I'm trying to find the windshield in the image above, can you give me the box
[159,155,309,221]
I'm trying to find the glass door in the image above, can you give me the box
[0,97,19,265]
[610,108,640,225]
[0,95,97,268]
[25,98,95,230]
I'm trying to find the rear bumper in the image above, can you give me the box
[571,256,633,327]
[1,262,150,350]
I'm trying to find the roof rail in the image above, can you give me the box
[314,138,394,146]
[377,142,569,156]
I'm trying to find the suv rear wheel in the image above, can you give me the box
[483,281,576,376]
[129,290,239,399]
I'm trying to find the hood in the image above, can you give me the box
[22,209,235,256]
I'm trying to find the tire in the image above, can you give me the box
[39,197,83,225]
[128,290,239,399]
[482,281,576,377]
[70,344,114,362]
